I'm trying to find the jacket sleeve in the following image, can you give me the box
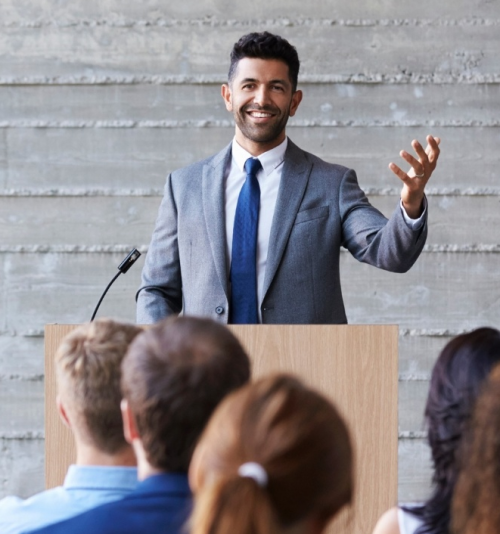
[339,168,427,273]
[136,174,183,323]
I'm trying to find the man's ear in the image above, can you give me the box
[56,394,71,429]
[289,89,303,117]
[221,83,233,112]
[121,399,140,444]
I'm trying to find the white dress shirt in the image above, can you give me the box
[225,138,287,320]
[225,137,426,322]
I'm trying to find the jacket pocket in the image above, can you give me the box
[294,205,329,225]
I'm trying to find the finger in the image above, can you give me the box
[426,135,441,164]
[426,135,440,150]
[411,139,428,162]
[400,150,425,175]
[389,162,411,184]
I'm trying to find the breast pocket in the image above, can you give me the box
[294,205,329,225]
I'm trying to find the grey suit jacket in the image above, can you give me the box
[136,139,427,324]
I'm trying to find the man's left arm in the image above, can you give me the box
[340,135,441,273]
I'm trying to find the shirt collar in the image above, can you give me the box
[231,137,288,177]
[134,472,191,497]
[63,465,138,490]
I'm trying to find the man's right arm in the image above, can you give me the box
[136,174,183,324]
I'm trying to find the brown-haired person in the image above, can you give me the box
[372,327,500,534]
[189,374,353,534]
[0,319,142,534]
[452,364,500,534]
[30,316,251,534]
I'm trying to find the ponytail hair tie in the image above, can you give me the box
[238,462,268,488]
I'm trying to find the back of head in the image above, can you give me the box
[407,327,500,533]
[55,318,142,454]
[189,374,353,534]
[121,316,251,472]
[228,32,300,91]
[452,363,500,534]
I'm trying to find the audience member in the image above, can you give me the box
[372,327,500,534]
[0,319,142,534]
[189,373,353,534]
[452,363,500,534]
[29,316,251,534]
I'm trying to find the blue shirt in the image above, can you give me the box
[26,472,192,534]
[0,465,138,534]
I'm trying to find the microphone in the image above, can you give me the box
[90,248,142,322]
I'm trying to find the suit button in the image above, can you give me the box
[215,306,225,315]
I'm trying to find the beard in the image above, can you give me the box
[233,103,291,145]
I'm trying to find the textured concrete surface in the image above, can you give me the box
[0,0,498,508]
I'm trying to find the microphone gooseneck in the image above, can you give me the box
[90,248,141,322]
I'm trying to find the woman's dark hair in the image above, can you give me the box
[404,327,500,534]
[452,363,500,534]
[228,32,300,91]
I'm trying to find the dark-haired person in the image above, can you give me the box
[189,373,353,534]
[29,316,251,534]
[137,31,440,325]
[372,327,500,534]
[0,319,142,534]
[452,363,500,534]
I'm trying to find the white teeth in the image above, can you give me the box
[250,111,272,118]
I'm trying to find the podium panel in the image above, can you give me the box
[45,324,398,534]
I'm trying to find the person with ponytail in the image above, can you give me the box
[452,363,500,534]
[189,373,353,534]
[372,327,500,534]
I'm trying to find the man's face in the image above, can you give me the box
[221,57,302,155]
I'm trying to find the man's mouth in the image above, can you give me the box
[244,107,279,123]
[247,110,274,118]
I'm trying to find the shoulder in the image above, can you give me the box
[285,139,354,175]
[0,488,66,533]
[372,507,401,534]
[170,143,231,180]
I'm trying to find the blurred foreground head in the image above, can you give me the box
[55,318,142,454]
[452,363,500,534]
[405,327,500,534]
[189,374,353,534]
[121,316,251,473]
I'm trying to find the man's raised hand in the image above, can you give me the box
[389,135,441,219]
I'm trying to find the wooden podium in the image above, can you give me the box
[45,324,398,534]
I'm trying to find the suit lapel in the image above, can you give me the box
[262,140,312,301]
[202,143,232,298]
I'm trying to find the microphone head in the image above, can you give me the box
[118,248,141,274]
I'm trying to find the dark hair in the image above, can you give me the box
[121,316,251,472]
[404,327,500,534]
[189,374,353,534]
[228,32,300,91]
[452,363,500,534]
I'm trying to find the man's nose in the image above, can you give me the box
[253,86,271,106]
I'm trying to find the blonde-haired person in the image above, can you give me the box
[0,318,142,534]
[451,364,500,534]
[30,316,251,534]
[189,373,353,534]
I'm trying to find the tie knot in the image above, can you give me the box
[244,157,262,176]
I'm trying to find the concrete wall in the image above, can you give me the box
[0,0,499,504]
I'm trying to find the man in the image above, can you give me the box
[136,31,441,325]
[29,316,251,534]
[0,319,142,534]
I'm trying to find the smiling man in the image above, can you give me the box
[136,31,440,325]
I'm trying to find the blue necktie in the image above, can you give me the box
[230,157,262,324]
